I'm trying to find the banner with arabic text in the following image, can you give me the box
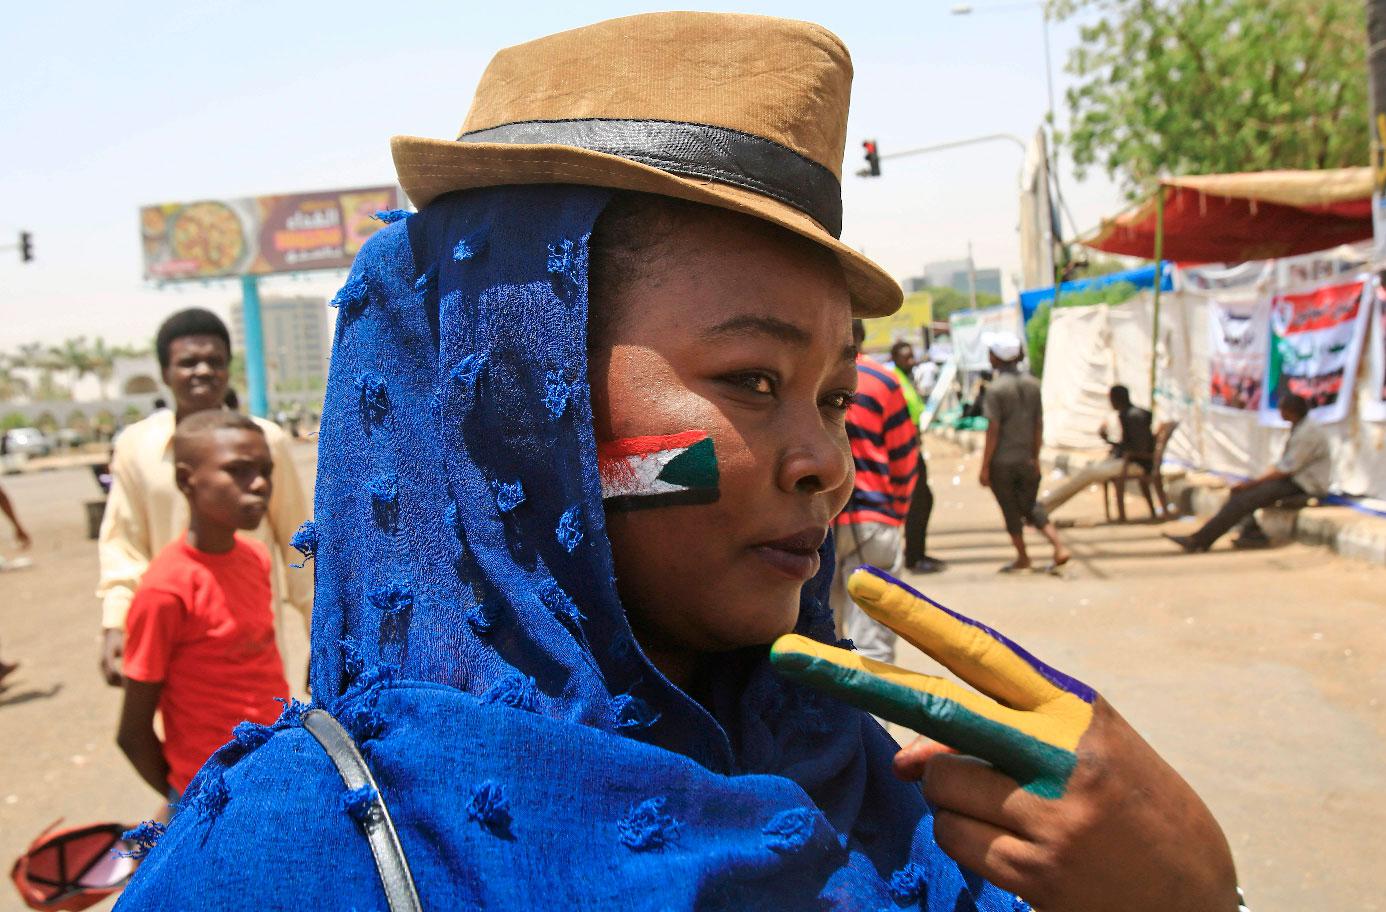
[1261,277,1370,425]
[1366,276,1386,422]
[141,185,402,281]
[1208,295,1269,413]
[948,303,1026,371]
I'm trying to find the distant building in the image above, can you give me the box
[230,296,329,393]
[913,259,1003,299]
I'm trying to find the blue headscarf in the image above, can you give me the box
[116,186,1020,912]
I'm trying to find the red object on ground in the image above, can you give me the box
[10,819,138,910]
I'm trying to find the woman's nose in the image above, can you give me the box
[777,421,851,497]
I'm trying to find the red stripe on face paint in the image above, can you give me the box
[596,430,708,460]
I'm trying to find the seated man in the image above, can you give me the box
[1039,384,1154,515]
[1165,393,1329,553]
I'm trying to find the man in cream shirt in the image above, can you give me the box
[97,308,313,686]
[1165,392,1331,552]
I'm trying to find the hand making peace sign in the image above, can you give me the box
[772,567,1242,912]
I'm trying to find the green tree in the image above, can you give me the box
[1067,254,1135,281]
[16,342,70,402]
[0,357,31,402]
[927,286,1004,323]
[1057,0,1367,197]
[87,337,119,399]
[50,336,100,393]
[1026,281,1140,377]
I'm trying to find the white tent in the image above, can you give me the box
[1041,287,1386,500]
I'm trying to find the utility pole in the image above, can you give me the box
[241,275,269,419]
[1368,0,1386,255]
[966,241,979,310]
[1,231,34,263]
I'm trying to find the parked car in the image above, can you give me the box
[4,428,53,458]
[56,428,88,448]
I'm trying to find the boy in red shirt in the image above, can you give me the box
[116,410,289,813]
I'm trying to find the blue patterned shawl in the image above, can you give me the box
[116,186,1020,912]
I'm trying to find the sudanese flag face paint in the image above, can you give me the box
[598,430,720,512]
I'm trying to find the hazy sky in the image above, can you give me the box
[0,0,1120,352]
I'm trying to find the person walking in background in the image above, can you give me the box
[912,351,940,400]
[1164,393,1329,553]
[1039,384,1155,516]
[889,340,944,574]
[117,411,289,816]
[0,480,31,556]
[97,308,312,687]
[980,332,1071,572]
[0,481,32,686]
[831,321,919,663]
[962,369,992,420]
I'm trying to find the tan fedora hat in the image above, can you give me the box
[391,11,903,317]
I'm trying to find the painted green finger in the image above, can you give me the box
[771,635,1078,798]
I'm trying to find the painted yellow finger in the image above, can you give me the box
[772,568,1100,798]
[847,567,1095,712]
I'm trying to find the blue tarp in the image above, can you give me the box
[1019,262,1173,322]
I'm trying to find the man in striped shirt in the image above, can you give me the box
[830,320,919,664]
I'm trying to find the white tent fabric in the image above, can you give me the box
[1041,291,1386,499]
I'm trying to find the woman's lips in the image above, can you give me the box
[751,527,827,581]
[753,545,822,581]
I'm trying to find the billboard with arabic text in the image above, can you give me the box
[140,185,402,281]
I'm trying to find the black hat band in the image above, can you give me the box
[459,117,844,238]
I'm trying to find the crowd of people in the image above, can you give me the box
[7,11,1350,911]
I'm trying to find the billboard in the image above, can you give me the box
[862,292,932,353]
[141,185,403,281]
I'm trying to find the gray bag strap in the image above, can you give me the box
[302,708,422,912]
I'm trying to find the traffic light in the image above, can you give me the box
[19,231,32,263]
[862,139,881,177]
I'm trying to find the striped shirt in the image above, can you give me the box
[836,355,919,527]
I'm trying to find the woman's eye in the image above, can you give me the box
[824,391,857,412]
[727,372,776,395]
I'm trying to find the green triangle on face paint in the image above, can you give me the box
[656,436,719,491]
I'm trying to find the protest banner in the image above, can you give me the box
[1261,276,1371,425]
[1208,295,1270,412]
[948,303,1025,371]
[1366,276,1386,422]
[1180,261,1274,294]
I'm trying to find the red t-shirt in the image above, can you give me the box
[123,535,289,793]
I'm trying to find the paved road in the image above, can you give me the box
[0,437,1381,911]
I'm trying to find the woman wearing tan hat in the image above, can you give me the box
[114,13,1241,912]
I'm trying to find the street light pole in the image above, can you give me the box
[1367,0,1386,253]
[855,132,1027,177]
[952,1,1071,282]
[951,3,1055,128]
[1040,5,1056,130]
